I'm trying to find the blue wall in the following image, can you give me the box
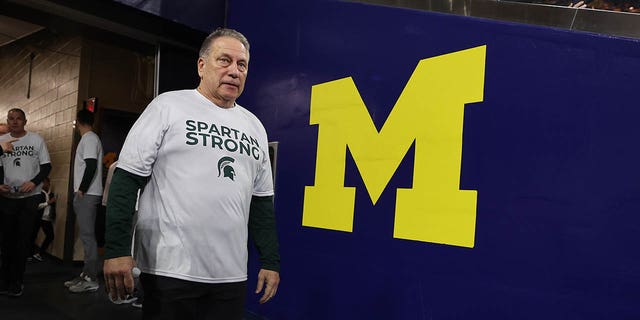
[228,1,640,319]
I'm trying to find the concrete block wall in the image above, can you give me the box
[0,31,81,259]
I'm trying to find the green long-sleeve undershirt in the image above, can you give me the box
[249,195,281,272]
[104,168,146,259]
[104,168,280,272]
[78,158,97,193]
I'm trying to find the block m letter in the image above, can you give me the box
[303,46,486,248]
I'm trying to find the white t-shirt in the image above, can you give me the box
[0,132,51,197]
[73,131,104,196]
[38,190,54,221]
[118,89,274,283]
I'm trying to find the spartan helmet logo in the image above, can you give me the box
[13,158,21,167]
[217,156,236,181]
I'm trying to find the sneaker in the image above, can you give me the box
[68,275,99,293]
[110,294,137,305]
[131,300,142,308]
[32,253,43,262]
[64,273,86,288]
[7,283,23,297]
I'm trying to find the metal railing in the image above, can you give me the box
[350,0,640,39]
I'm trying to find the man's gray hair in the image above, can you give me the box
[199,28,250,58]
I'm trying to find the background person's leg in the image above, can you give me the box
[0,199,19,291]
[39,220,54,254]
[73,194,100,279]
[14,196,39,285]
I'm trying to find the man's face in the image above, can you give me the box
[7,111,26,134]
[197,36,249,108]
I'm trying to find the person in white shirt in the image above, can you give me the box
[0,108,51,297]
[32,177,56,262]
[64,109,103,293]
[103,28,280,319]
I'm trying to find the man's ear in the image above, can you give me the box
[197,57,205,77]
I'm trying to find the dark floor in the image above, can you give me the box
[0,256,266,320]
[1,257,142,320]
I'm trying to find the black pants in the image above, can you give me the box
[37,220,54,254]
[140,273,247,320]
[30,209,44,255]
[0,196,39,287]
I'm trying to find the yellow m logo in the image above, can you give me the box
[303,46,486,248]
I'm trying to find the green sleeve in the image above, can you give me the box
[104,168,148,259]
[248,195,281,272]
[31,163,52,185]
[79,158,97,193]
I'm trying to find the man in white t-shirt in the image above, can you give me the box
[0,108,51,297]
[103,28,280,319]
[64,109,103,293]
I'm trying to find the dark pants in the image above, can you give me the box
[37,220,54,254]
[30,209,44,255]
[140,273,247,320]
[0,196,39,287]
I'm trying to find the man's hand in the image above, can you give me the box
[0,184,9,193]
[103,256,135,301]
[0,138,18,153]
[76,190,85,198]
[255,269,280,304]
[19,181,36,193]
